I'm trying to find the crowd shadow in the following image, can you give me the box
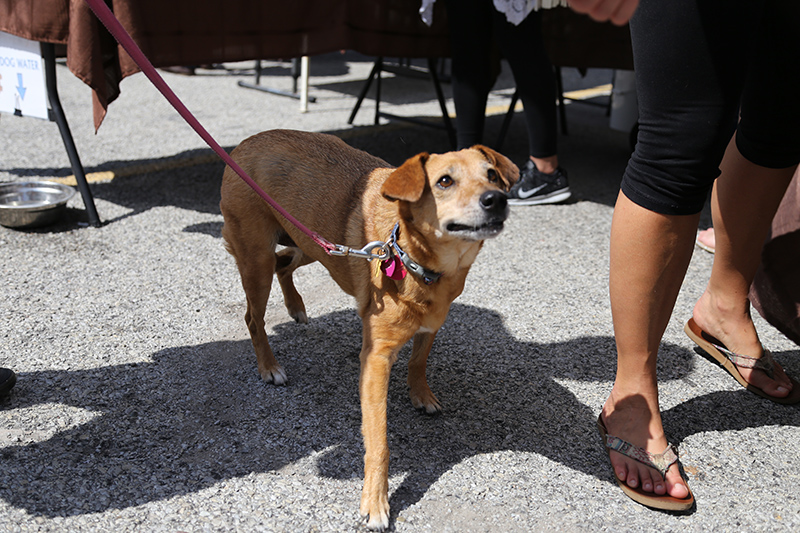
[2,303,798,525]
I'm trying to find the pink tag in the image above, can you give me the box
[381,256,406,280]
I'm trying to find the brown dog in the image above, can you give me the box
[220,129,518,530]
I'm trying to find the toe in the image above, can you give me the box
[638,467,654,493]
[609,453,629,484]
[612,453,683,497]
[664,465,690,499]
[741,364,793,398]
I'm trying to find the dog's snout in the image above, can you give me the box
[479,190,508,214]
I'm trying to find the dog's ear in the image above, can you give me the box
[471,145,519,192]
[382,152,429,202]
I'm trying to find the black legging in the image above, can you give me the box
[622,0,800,216]
[444,0,558,157]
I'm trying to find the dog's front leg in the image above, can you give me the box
[358,322,408,531]
[408,330,442,414]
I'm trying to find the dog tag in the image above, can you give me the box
[381,255,406,280]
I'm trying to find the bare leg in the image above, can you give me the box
[602,190,696,499]
[693,137,797,396]
[604,136,798,496]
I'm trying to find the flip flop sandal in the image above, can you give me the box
[685,318,800,405]
[597,415,695,511]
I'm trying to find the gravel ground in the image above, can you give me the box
[2,52,799,532]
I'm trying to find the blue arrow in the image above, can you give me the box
[16,73,26,100]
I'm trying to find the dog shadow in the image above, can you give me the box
[2,304,798,524]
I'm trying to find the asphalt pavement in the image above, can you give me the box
[1,52,799,532]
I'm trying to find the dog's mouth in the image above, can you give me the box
[446,219,505,239]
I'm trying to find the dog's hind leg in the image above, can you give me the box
[275,247,314,324]
[222,216,288,385]
[244,276,288,385]
[407,330,442,414]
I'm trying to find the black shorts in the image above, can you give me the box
[621,0,800,216]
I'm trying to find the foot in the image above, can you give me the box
[361,477,390,531]
[409,382,443,414]
[507,160,571,206]
[693,295,793,399]
[695,228,715,253]
[601,390,691,500]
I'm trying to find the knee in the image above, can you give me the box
[622,111,736,215]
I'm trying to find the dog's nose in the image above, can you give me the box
[479,190,508,214]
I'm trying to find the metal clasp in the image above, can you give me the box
[329,241,391,261]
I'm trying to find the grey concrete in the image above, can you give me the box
[1,52,798,532]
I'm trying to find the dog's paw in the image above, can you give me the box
[360,496,390,531]
[260,366,288,385]
[290,310,308,324]
[410,388,442,415]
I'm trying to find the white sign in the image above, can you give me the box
[0,32,49,120]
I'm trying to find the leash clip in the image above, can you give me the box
[330,241,391,261]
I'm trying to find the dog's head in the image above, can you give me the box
[381,145,519,241]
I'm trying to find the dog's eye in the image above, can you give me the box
[487,168,499,183]
[437,175,454,189]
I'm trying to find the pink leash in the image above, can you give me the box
[82,0,337,254]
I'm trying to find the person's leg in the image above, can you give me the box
[604,191,696,498]
[444,0,494,149]
[602,0,754,499]
[499,9,571,205]
[494,9,559,172]
[692,0,800,396]
[692,138,797,396]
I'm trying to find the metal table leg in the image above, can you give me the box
[41,43,102,227]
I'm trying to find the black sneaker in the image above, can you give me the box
[507,160,571,205]
[0,367,16,398]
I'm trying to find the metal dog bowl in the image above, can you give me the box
[0,181,76,228]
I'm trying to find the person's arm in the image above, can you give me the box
[568,0,638,25]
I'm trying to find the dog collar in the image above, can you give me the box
[386,223,442,285]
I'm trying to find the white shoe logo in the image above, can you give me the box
[516,184,547,199]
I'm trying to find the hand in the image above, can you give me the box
[568,0,639,25]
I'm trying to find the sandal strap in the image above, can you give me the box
[603,433,678,479]
[712,344,775,378]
